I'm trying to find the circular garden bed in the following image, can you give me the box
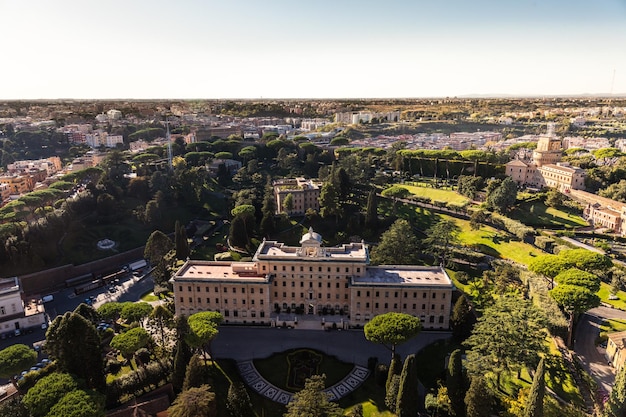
[253,348,354,392]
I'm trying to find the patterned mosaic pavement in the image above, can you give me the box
[237,360,370,405]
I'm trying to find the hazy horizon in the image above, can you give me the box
[2,0,625,100]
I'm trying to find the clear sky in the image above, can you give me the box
[2,0,626,99]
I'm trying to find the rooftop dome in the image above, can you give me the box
[300,227,322,245]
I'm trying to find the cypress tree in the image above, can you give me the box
[465,376,493,417]
[229,215,249,249]
[396,354,419,417]
[365,189,378,230]
[447,349,466,417]
[226,382,254,417]
[175,220,190,260]
[451,295,475,342]
[385,374,401,410]
[183,354,207,391]
[386,354,402,393]
[172,315,192,392]
[524,358,545,417]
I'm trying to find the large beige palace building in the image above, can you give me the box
[171,228,454,329]
[505,125,586,192]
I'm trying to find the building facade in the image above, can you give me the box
[606,330,626,372]
[171,229,454,329]
[0,277,46,337]
[273,178,322,216]
[505,125,586,192]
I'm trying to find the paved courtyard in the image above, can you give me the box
[213,326,451,365]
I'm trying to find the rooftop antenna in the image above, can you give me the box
[166,118,173,170]
[609,68,616,104]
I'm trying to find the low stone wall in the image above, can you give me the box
[20,246,145,296]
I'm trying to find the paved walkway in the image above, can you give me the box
[237,360,370,405]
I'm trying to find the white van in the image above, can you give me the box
[42,295,54,303]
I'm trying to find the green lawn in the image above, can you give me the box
[397,184,470,205]
[600,318,626,333]
[598,282,626,310]
[440,215,543,266]
[511,198,587,229]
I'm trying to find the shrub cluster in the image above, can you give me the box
[106,360,172,407]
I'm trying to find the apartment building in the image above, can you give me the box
[171,229,454,329]
[85,131,124,148]
[0,277,46,337]
[0,183,10,206]
[0,175,35,195]
[273,178,322,215]
[7,156,62,176]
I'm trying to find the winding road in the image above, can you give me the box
[574,306,626,394]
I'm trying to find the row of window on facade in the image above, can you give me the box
[275,281,348,289]
[355,301,446,311]
[180,308,265,318]
[267,265,361,273]
[355,290,445,299]
[181,297,265,305]
[353,313,446,324]
[180,285,264,294]
[0,305,18,315]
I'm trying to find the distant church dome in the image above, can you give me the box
[300,227,322,245]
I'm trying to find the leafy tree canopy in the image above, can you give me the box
[364,312,421,357]
[0,344,37,379]
[22,373,78,417]
[370,219,420,265]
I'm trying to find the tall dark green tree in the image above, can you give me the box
[451,295,476,342]
[172,315,193,392]
[73,303,100,324]
[447,349,466,417]
[183,354,208,390]
[423,219,461,266]
[396,354,419,417]
[465,376,493,417]
[229,215,249,249]
[226,382,254,417]
[524,358,545,417]
[45,312,105,390]
[260,180,277,237]
[175,220,190,260]
[319,181,340,222]
[364,189,379,230]
[464,297,547,386]
[386,354,402,394]
[144,230,175,286]
[370,219,420,265]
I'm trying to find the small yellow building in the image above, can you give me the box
[606,331,626,372]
